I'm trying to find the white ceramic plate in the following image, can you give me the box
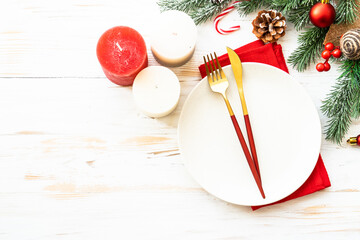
[178,63,321,206]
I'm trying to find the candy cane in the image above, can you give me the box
[214,1,241,35]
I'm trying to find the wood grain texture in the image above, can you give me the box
[0,1,360,239]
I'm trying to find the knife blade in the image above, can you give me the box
[226,47,247,115]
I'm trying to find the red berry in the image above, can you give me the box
[332,49,342,58]
[325,43,334,51]
[324,62,331,71]
[321,50,331,59]
[316,63,325,72]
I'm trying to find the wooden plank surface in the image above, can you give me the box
[0,1,360,239]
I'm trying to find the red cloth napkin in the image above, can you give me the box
[198,40,331,210]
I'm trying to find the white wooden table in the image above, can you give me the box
[1,1,359,239]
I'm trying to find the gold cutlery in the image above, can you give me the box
[203,52,265,199]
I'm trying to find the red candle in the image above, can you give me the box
[96,26,148,86]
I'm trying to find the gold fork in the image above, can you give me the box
[204,53,265,199]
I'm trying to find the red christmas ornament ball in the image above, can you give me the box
[316,63,325,72]
[309,2,336,28]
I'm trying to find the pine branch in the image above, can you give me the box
[321,60,360,144]
[288,27,328,72]
[190,1,232,25]
[157,0,190,12]
[287,6,311,31]
[270,0,316,14]
[158,0,232,25]
[235,0,317,29]
[350,62,360,118]
[351,86,360,119]
[335,0,358,24]
[157,0,207,13]
[235,0,307,16]
[270,0,299,12]
[234,0,271,16]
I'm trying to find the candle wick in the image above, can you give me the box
[116,42,123,52]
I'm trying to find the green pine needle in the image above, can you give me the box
[287,6,311,31]
[336,0,358,24]
[351,86,360,119]
[321,60,360,144]
[288,27,328,72]
[234,0,271,16]
[157,0,232,25]
[190,1,232,25]
[350,62,360,119]
[270,0,317,14]
[157,0,207,13]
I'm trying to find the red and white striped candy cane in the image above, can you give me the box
[214,1,241,35]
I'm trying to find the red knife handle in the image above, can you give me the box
[244,114,260,181]
[230,115,265,199]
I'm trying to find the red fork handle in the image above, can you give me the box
[244,114,260,181]
[230,115,265,199]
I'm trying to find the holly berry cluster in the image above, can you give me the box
[316,42,342,72]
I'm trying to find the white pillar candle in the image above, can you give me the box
[150,10,197,67]
[133,66,180,118]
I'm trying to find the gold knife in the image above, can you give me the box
[227,47,261,181]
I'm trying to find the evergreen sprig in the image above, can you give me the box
[270,0,316,14]
[335,0,358,24]
[287,6,311,31]
[351,83,360,119]
[190,1,232,25]
[157,0,210,17]
[157,0,232,25]
[235,0,317,30]
[288,27,328,72]
[321,60,360,144]
[234,0,271,16]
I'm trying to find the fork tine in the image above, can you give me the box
[214,52,222,71]
[203,56,211,82]
[214,52,226,79]
[210,53,220,80]
[206,55,213,73]
[206,55,215,81]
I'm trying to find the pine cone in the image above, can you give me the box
[252,10,286,43]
